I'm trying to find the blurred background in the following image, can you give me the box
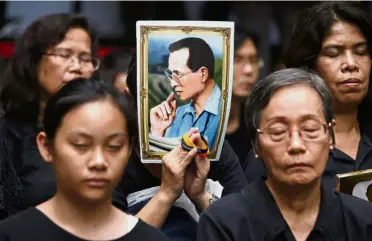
[1,1,372,80]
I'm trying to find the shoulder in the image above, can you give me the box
[126,217,168,241]
[0,208,41,236]
[202,191,249,226]
[338,192,372,218]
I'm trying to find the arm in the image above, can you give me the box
[135,190,174,228]
[209,140,248,196]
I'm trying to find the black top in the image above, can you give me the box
[113,140,248,210]
[197,180,372,241]
[0,207,169,241]
[225,104,252,165]
[0,116,56,219]
[243,134,372,191]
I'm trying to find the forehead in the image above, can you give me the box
[53,27,92,52]
[168,48,190,71]
[321,21,367,47]
[236,39,257,56]
[261,84,325,122]
[59,99,127,134]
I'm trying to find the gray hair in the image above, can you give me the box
[245,68,335,150]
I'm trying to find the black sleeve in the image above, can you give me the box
[242,149,267,183]
[197,210,233,241]
[208,140,248,196]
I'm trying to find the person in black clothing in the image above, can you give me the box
[112,56,247,241]
[197,68,372,241]
[0,13,99,219]
[225,27,261,163]
[244,2,372,191]
[0,78,168,241]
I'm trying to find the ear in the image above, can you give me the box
[36,132,53,163]
[200,67,209,83]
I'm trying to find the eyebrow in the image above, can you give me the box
[322,41,368,49]
[69,131,127,139]
[265,114,322,124]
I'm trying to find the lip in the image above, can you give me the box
[287,163,312,169]
[339,78,362,86]
[84,178,109,187]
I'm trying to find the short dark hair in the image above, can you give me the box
[0,13,98,122]
[43,78,137,146]
[125,54,137,105]
[282,1,372,138]
[234,25,260,51]
[245,68,335,151]
[100,48,134,85]
[169,37,215,78]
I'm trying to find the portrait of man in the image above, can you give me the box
[149,37,221,150]
[352,179,372,202]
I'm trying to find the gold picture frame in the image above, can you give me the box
[136,21,234,163]
[336,169,372,202]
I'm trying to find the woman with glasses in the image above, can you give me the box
[245,2,372,191]
[0,13,99,219]
[197,68,372,241]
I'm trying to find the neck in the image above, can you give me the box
[48,191,115,227]
[193,80,216,116]
[333,107,359,134]
[266,178,321,215]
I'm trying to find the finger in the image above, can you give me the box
[164,100,172,115]
[155,107,165,120]
[189,132,202,144]
[180,147,198,168]
[171,100,177,112]
[166,91,175,102]
[187,127,199,136]
[159,103,169,120]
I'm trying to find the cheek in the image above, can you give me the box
[53,146,84,181]
[38,61,64,95]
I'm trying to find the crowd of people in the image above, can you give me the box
[0,2,372,241]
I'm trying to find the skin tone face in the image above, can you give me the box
[113,72,129,94]
[315,21,371,109]
[233,39,260,98]
[167,48,208,101]
[37,99,131,205]
[38,28,95,96]
[257,84,332,186]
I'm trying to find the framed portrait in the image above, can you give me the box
[336,169,372,202]
[136,21,234,163]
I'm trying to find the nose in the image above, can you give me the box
[341,51,358,73]
[169,77,180,88]
[88,148,108,171]
[287,131,306,155]
[243,62,254,75]
[68,56,84,73]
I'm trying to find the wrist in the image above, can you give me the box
[157,187,179,205]
[192,192,211,212]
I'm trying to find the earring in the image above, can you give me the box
[330,144,334,150]
[255,154,259,158]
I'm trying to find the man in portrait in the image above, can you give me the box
[352,179,372,202]
[150,37,221,149]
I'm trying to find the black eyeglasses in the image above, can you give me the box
[164,69,193,84]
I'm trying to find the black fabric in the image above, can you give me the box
[114,140,248,211]
[225,105,252,166]
[197,180,372,241]
[0,207,169,241]
[0,116,56,220]
[243,134,372,191]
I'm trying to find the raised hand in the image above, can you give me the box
[183,129,211,203]
[159,143,198,203]
[150,92,177,137]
